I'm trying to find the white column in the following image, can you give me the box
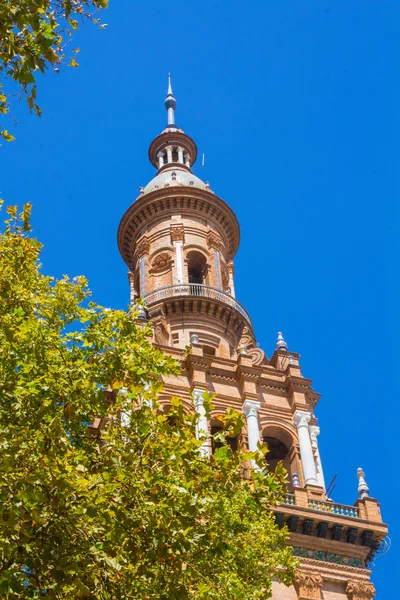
[193,389,210,457]
[174,241,184,284]
[157,151,164,169]
[184,154,190,167]
[309,425,326,490]
[166,146,173,164]
[293,411,318,486]
[177,147,184,164]
[243,400,261,467]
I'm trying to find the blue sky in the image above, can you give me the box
[1,0,398,593]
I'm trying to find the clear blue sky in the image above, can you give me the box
[1,0,398,594]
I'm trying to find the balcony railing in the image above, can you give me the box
[308,499,360,519]
[144,284,252,327]
[279,495,360,518]
[282,493,295,506]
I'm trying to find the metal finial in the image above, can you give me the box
[357,467,370,499]
[276,331,288,351]
[165,73,176,126]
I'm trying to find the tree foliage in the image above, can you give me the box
[0,1,108,141]
[0,204,297,598]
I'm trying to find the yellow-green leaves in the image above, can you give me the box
[0,0,109,140]
[0,204,297,598]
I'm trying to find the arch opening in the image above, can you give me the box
[187,250,207,285]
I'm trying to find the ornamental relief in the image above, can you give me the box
[206,230,220,250]
[346,581,376,600]
[170,224,185,243]
[294,572,323,599]
[136,237,150,258]
[238,326,267,366]
[150,252,172,275]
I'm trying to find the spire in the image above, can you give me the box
[276,331,288,351]
[165,73,177,126]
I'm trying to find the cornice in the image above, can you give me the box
[295,555,371,579]
[117,187,240,266]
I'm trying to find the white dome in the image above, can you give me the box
[142,167,210,195]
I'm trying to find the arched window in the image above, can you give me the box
[186,251,207,285]
[263,436,289,473]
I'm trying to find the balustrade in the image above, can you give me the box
[144,284,252,327]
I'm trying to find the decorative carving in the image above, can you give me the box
[238,326,267,366]
[170,224,185,243]
[150,252,172,274]
[346,581,375,600]
[207,230,220,250]
[242,400,261,419]
[136,237,150,257]
[294,571,323,599]
[154,319,170,346]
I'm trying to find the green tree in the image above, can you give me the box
[0,0,108,141]
[0,204,297,599]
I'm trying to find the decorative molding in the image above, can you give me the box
[170,224,185,243]
[294,571,323,599]
[136,237,150,257]
[154,319,169,346]
[293,547,363,569]
[207,230,221,250]
[118,190,241,267]
[346,581,376,599]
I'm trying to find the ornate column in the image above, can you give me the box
[294,572,323,599]
[193,389,210,458]
[170,224,185,284]
[177,147,184,164]
[184,153,190,167]
[309,425,326,490]
[243,400,261,467]
[166,145,173,164]
[346,581,375,600]
[293,411,318,486]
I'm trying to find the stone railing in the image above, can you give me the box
[144,284,252,327]
[282,493,295,506]
[279,494,360,518]
[308,499,360,519]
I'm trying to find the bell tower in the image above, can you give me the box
[117,78,388,600]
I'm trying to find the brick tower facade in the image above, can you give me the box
[117,78,387,600]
